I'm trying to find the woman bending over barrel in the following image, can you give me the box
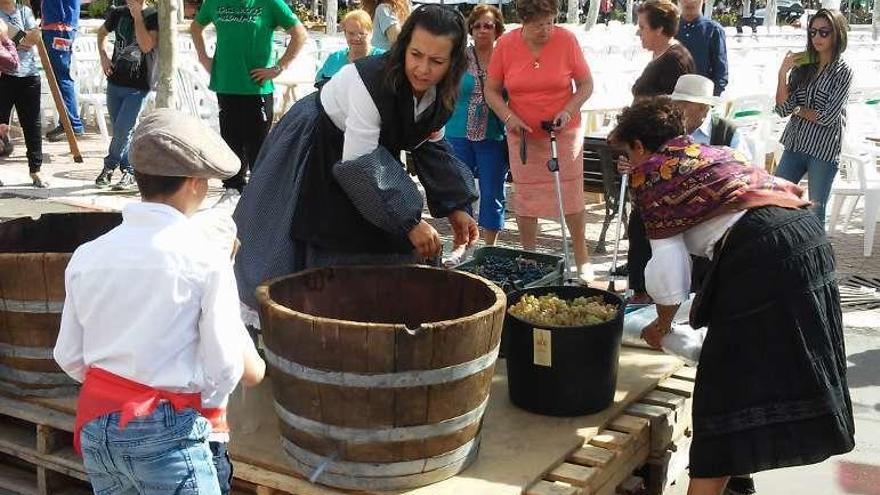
[609,98,854,495]
[233,5,479,311]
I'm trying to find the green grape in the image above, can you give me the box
[509,293,618,327]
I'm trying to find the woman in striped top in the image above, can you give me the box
[774,8,853,227]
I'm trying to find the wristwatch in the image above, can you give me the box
[792,106,802,116]
[11,30,26,46]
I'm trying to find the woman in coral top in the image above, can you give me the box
[484,0,594,281]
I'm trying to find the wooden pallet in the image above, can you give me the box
[525,368,696,495]
[0,394,313,495]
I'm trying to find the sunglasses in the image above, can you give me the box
[808,28,832,38]
[471,22,496,31]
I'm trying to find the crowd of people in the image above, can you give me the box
[0,0,860,494]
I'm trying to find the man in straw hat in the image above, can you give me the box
[54,108,265,494]
[669,74,751,158]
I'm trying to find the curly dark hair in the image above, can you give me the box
[609,97,686,153]
[516,0,558,23]
[383,5,467,112]
[468,4,505,38]
[637,0,680,38]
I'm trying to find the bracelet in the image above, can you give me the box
[272,64,283,74]
[504,113,512,124]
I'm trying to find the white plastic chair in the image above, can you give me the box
[71,58,109,139]
[829,148,880,256]
[725,94,773,120]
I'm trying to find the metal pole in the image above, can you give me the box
[547,131,573,281]
[609,173,628,292]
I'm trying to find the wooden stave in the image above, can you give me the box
[281,433,483,491]
[0,213,123,398]
[256,266,505,485]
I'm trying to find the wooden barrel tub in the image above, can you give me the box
[0,212,122,397]
[256,265,507,491]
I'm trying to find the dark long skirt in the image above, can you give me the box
[689,206,855,478]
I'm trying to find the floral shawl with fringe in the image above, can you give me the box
[631,136,809,239]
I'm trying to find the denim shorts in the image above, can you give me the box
[79,402,221,495]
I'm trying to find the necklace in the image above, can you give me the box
[532,59,540,69]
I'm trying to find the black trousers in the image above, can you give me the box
[217,93,274,191]
[0,75,43,173]
[627,209,651,293]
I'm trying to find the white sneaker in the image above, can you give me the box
[216,188,241,208]
[576,263,596,285]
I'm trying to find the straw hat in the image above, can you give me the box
[669,74,720,106]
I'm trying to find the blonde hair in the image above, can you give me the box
[342,9,374,32]
[362,0,411,25]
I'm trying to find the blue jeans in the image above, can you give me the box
[209,442,233,495]
[41,29,83,132]
[448,137,508,230]
[775,150,839,227]
[79,403,221,494]
[105,82,149,172]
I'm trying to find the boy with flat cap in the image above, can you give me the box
[54,108,265,494]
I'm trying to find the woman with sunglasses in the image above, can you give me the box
[484,0,595,282]
[774,8,852,228]
[445,5,507,262]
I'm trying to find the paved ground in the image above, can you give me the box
[2,132,879,494]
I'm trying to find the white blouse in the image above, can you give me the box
[320,63,444,162]
[54,203,254,409]
[645,210,746,305]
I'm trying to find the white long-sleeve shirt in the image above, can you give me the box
[320,63,444,162]
[54,202,251,409]
[645,211,746,305]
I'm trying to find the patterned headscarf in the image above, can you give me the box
[631,136,810,239]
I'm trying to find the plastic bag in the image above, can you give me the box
[621,295,706,366]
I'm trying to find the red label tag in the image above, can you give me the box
[51,37,72,51]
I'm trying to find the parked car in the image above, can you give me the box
[754,0,805,24]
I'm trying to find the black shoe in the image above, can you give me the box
[725,475,756,495]
[46,125,84,142]
[111,171,136,191]
[95,167,114,188]
[611,262,629,277]
[0,133,12,157]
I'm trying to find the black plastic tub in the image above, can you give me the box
[504,285,625,416]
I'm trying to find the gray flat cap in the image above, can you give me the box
[130,109,240,179]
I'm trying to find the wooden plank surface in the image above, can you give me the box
[226,348,683,495]
[8,347,684,495]
[526,480,578,495]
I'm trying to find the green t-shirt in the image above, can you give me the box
[195,0,300,95]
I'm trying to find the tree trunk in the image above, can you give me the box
[155,0,178,108]
[584,0,600,30]
[874,0,880,41]
[175,0,184,23]
[326,0,338,34]
[626,0,635,23]
[764,0,777,27]
[567,0,580,23]
[704,0,715,19]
